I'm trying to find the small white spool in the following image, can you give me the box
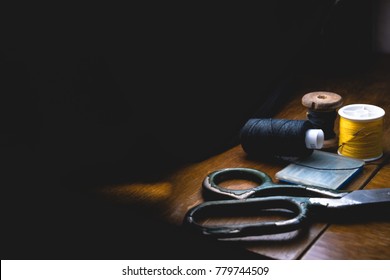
[305,129,324,149]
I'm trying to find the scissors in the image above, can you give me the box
[184,167,390,238]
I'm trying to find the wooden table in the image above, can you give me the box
[98,55,390,259]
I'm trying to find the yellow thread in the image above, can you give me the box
[338,116,383,161]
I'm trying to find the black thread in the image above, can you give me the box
[307,109,337,140]
[240,118,314,159]
[279,156,364,170]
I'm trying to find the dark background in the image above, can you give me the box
[2,0,373,259]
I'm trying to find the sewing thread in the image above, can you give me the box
[338,104,385,161]
[307,110,337,140]
[240,118,321,159]
[301,91,343,149]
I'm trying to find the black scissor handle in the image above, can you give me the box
[184,196,309,238]
[203,168,274,200]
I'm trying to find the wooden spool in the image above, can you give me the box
[301,91,343,149]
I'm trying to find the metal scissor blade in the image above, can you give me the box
[310,188,390,217]
[341,188,390,205]
[310,188,390,207]
[307,188,390,221]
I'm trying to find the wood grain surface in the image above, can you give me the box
[97,55,390,259]
[302,164,390,259]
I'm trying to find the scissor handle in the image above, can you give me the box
[203,168,274,200]
[184,196,309,238]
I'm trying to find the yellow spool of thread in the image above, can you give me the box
[338,104,385,161]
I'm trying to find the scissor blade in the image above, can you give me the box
[311,188,390,214]
[342,188,390,205]
[308,188,390,220]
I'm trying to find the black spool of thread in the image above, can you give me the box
[302,91,343,149]
[240,119,323,159]
[306,110,337,139]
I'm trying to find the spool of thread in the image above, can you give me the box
[240,118,324,159]
[301,91,343,150]
[338,104,385,161]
